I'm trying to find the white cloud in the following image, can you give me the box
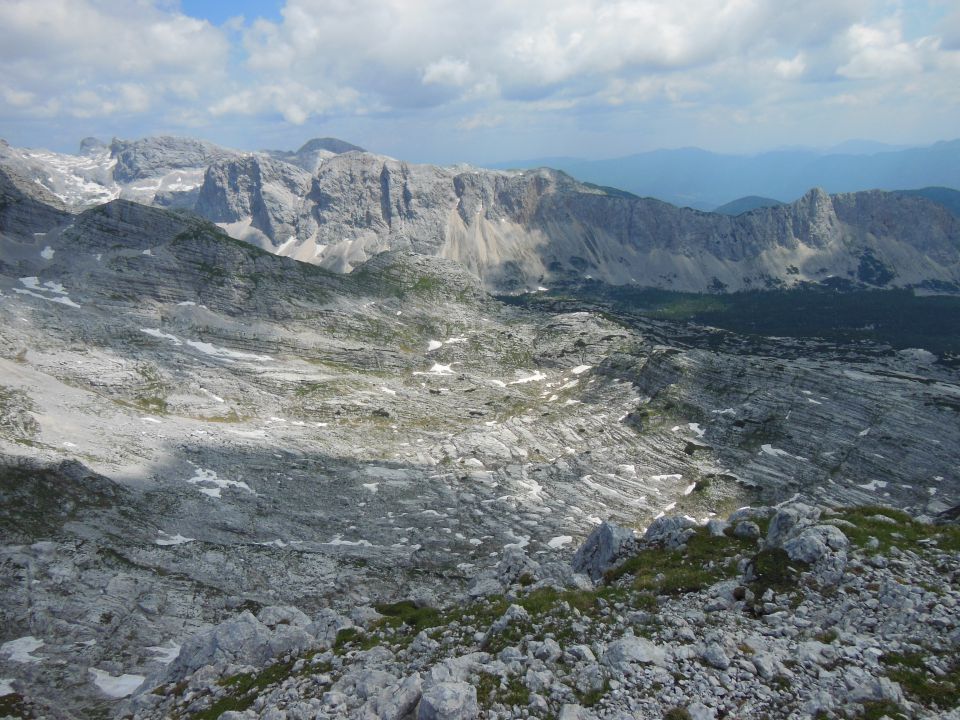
[0,0,956,157]
[0,0,229,120]
[422,58,472,87]
[457,113,503,130]
[229,0,889,120]
[836,19,927,79]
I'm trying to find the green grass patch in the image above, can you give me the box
[849,700,910,720]
[834,506,960,553]
[882,651,960,710]
[577,677,610,707]
[192,660,295,720]
[374,600,442,632]
[476,672,530,710]
[749,547,804,595]
[605,528,754,596]
[0,693,32,719]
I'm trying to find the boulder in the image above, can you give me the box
[306,609,353,649]
[572,521,637,581]
[417,682,479,720]
[257,606,311,629]
[782,525,849,563]
[643,515,696,550]
[601,634,667,669]
[485,604,530,642]
[765,503,821,548]
[357,673,423,720]
[165,611,311,680]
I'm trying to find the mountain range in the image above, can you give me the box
[2,136,959,295]
[0,134,959,718]
[491,140,960,210]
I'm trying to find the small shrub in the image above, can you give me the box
[749,547,800,592]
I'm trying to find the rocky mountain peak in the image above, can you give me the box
[295,137,365,155]
[109,136,239,183]
[79,137,108,155]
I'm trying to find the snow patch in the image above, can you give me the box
[547,535,573,549]
[40,246,54,260]
[760,444,807,461]
[186,467,253,499]
[688,422,705,437]
[683,482,697,495]
[326,535,372,547]
[155,531,194,546]
[427,340,443,352]
[145,643,181,665]
[509,370,547,385]
[89,668,145,698]
[414,363,455,376]
[200,388,225,403]
[0,679,14,695]
[141,328,182,345]
[362,483,379,494]
[571,365,591,375]
[0,636,44,663]
[15,276,80,307]
[186,340,272,363]
[857,480,888,491]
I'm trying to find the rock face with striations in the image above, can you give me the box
[3,136,960,292]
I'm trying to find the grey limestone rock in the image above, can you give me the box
[733,521,761,540]
[643,515,696,550]
[485,604,530,640]
[307,609,353,649]
[165,611,301,680]
[782,525,849,563]
[700,642,731,670]
[765,504,821,548]
[357,672,423,720]
[257,606,311,629]
[602,634,667,669]
[559,704,599,720]
[417,681,479,720]
[572,521,637,582]
[332,668,398,700]
[687,702,717,720]
[110,136,238,183]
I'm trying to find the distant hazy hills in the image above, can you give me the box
[492,140,960,210]
[713,187,960,218]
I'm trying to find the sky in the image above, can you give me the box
[0,0,958,164]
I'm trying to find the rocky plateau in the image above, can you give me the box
[0,137,957,719]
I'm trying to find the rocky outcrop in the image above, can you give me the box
[4,136,960,293]
[194,155,315,252]
[128,503,960,720]
[195,150,960,292]
[109,136,240,184]
[571,521,637,581]
[1,171,958,718]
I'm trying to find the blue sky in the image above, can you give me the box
[179,0,283,25]
[0,1,958,164]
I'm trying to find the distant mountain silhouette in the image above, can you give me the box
[713,196,785,215]
[492,141,960,209]
[892,187,960,217]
